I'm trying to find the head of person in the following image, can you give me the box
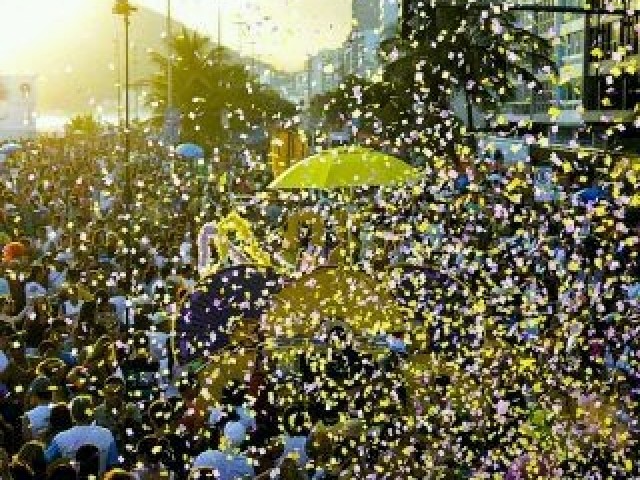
[35,358,66,385]
[46,461,78,480]
[221,380,246,407]
[0,296,14,316]
[0,322,15,350]
[28,376,54,406]
[280,456,307,480]
[328,325,348,350]
[176,370,199,401]
[70,395,94,426]
[74,444,100,480]
[306,427,333,465]
[187,468,217,480]
[66,366,91,397]
[135,434,172,470]
[147,400,173,434]
[49,403,73,438]
[9,461,34,480]
[8,334,26,363]
[15,441,46,478]
[282,406,311,437]
[102,376,126,409]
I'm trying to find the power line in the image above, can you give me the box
[428,2,640,15]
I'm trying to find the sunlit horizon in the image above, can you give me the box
[1,0,352,74]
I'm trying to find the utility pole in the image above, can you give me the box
[167,0,172,111]
[113,0,137,318]
[218,0,222,47]
[114,30,122,127]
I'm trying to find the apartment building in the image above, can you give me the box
[402,0,640,151]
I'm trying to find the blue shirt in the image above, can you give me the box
[278,435,309,468]
[45,425,119,474]
[192,449,254,480]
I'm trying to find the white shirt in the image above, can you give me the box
[109,295,128,325]
[25,282,47,301]
[208,406,256,433]
[147,330,171,369]
[48,268,67,291]
[180,241,192,265]
[63,300,83,321]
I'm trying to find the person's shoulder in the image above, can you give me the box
[193,449,226,467]
[51,425,76,442]
[85,423,116,439]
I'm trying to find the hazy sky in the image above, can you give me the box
[139,0,354,70]
[1,0,353,72]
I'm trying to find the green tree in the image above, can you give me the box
[147,28,294,149]
[385,4,555,130]
[327,4,556,163]
[65,113,102,136]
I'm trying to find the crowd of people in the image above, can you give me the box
[0,134,638,479]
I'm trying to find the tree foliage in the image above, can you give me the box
[147,28,295,148]
[65,113,102,136]
[312,4,555,162]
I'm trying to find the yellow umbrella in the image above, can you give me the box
[263,266,407,342]
[268,146,421,190]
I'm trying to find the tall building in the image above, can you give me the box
[352,0,382,31]
[502,1,587,143]
[502,0,640,150]
[401,0,640,152]
[347,0,401,80]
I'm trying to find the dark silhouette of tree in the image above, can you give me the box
[147,28,295,148]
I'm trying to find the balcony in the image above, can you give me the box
[502,100,584,125]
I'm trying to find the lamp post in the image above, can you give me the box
[113,0,137,323]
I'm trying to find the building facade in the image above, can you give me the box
[401,0,640,152]
[347,0,401,80]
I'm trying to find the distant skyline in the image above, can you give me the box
[1,0,353,73]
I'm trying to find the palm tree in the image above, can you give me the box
[147,28,294,148]
[380,4,555,155]
[65,113,102,136]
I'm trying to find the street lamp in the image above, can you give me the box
[113,0,137,323]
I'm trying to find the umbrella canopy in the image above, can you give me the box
[268,146,421,190]
[175,142,204,159]
[0,143,22,155]
[177,265,283,361]
[263,266,407,342]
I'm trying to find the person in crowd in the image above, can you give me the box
[45,395,119,474]
[191,421,254,479]
[94,376,142,458]
[45,403,73,445]
[15,440,47,478]
[22,376,54,441]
